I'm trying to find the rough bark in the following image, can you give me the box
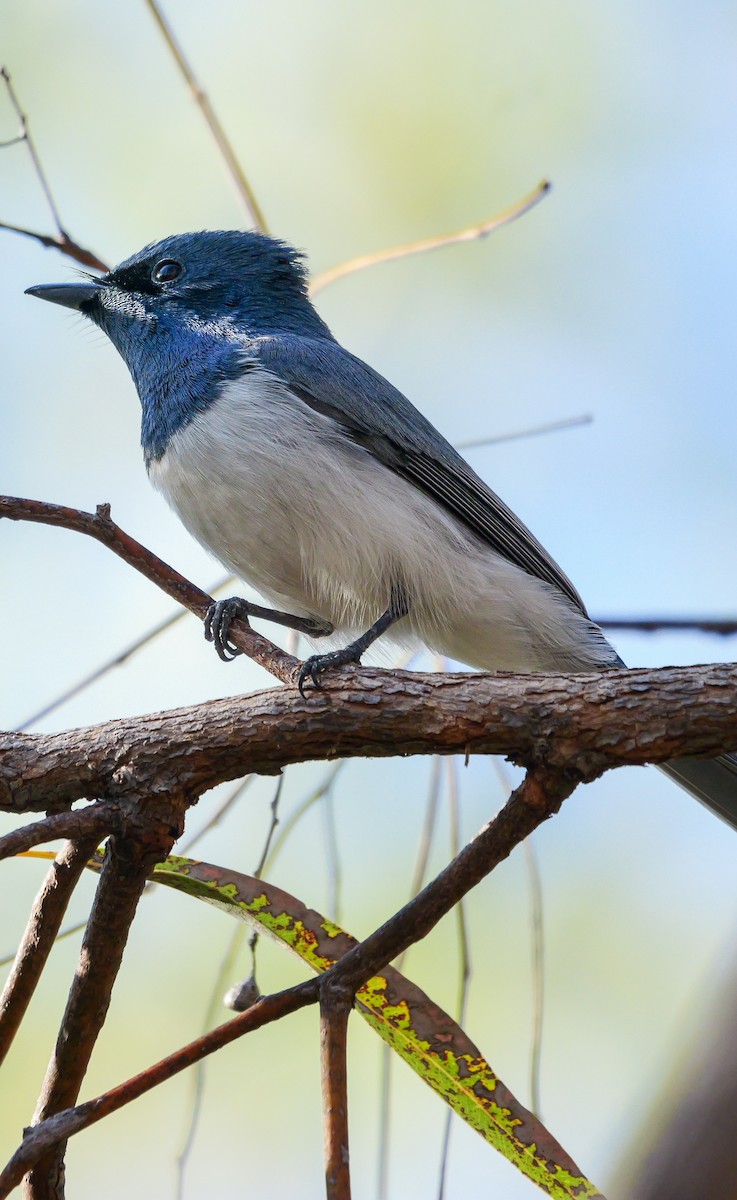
[1,662,736,815]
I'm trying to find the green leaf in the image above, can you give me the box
[149,854,604,1199]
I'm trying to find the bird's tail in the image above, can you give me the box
[660,754,737,830]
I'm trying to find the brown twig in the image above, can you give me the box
[336,763,576,1200]
[323,768,575,998]
[0,69,108,273]
[377,756,442,1200]
[264,763,347,875]
[437,758,472,1200]
[252,773,285,879]
[0,221,108,272]
[597,617,737,636]
[1,68,64,235]
[0,838,97,1069]
[0,804,117,861]
[0,496,297,685]
[143,1,268,232]
[24,815,181,1199]
[320,982,353,1200]
[309,180,550,295]
[174,768,280,1195]
[0,978,319,1197]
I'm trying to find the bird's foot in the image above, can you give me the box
[204,597,252,661]
[297,645,363,697]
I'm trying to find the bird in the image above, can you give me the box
[26,229,737,827]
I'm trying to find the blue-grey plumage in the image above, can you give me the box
[25,230,737,827]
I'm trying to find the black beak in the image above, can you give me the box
[24,280,104,311]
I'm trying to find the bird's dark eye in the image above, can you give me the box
[152,259,184,284]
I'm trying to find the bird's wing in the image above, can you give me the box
[253,334,587,615]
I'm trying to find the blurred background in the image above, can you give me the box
[1,1,737,1196]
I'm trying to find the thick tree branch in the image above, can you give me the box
[1,662,736,815]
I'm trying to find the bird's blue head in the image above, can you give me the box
[26,230,333,461]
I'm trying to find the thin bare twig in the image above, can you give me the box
[597,617,737,636]
[377,755,444,1200]
[437,759,472,1200]
[524,835,545,1118]
[0,496,298,684]
[262,762,347,874]
[399,759,444,965]
[322,787,342,922]
[0,838,97,1068]
[310,180,551,295]
[0,69,108,272]
[178,763,345,1194]
[174,915,250,1199]
[0,979,319,1198]
[175,770,284,1194]
[175,767,271,1194]
[0,926,80,971]
[1,68,63,234]
[143,1,268,232]
[239,771,287,1007]
[252,772,286,879]
[456,414,592,451]
[17,586,221,732]
[245,770,288,981]
[492,756,546,1118]
[0,219,108,271]
[17,573,233,731]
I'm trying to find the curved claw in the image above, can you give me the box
[204,598,251,662]
[297,646,363,697]
[298,656,326,697]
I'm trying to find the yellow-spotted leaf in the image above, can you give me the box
[149,855,604,1199]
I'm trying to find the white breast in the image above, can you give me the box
[148,367,617,673]
[149,369,325,616]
